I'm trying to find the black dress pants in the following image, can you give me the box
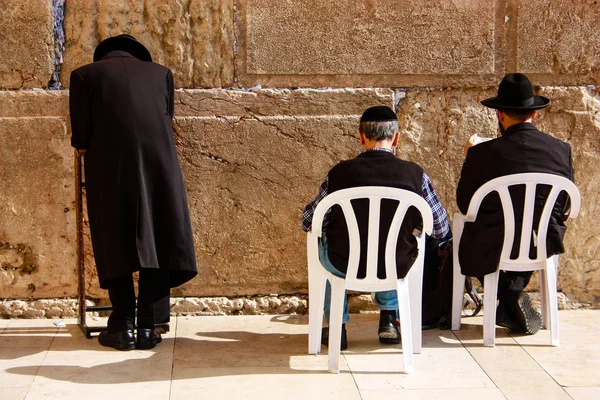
[477,270,533,306]
[106,269,171,333]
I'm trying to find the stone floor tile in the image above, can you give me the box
[0,320,59,349]
[351,368,495,390]
[173,315,314,369]
[564,387,600,400]
[0,347,47,388]
[485,370,572,400]
[1,388,29,400]
[516,342,600,386]
[463,341,542,371]
[20,336,174,400]
[24,379,171,400]
[170,366,361,400]
[360,388,507,400]
[452,316,515,345]
[0,319,10,332]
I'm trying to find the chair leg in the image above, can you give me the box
[539,269,548,329]
[308,274,327,354]
[327,281,346,374]
[451,265,466,331]
[397,280,414,374]
[483,272,499,347]
[451,214,465,331]
[545,256,560,347]
[408,256,423,354]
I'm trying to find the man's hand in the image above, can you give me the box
[464,134,492,157]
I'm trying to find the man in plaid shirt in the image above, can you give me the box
[301,106,450,350]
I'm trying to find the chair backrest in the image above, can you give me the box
[464,173,580,267]
[311,186,433,291]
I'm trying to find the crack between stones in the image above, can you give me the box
[48,0,65,90]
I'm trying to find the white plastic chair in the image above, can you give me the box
[451,173,580,347]
[307,186,433,373]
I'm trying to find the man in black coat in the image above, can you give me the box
[69,35,198,350]
[457,73,574,334]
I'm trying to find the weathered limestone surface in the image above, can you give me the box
[518,0,600,85]
[536,87,600,305]
[237,0,500,88]
[172,88,394,297]
[61,0,234,88]
[396,87,497,213]
[1,87,598,306]
[0,0,54,88]
[0,91,76,299]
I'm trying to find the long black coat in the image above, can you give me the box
[456,122,574,276]
[69,50,197,289]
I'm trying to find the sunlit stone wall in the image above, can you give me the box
[1,0,598,306]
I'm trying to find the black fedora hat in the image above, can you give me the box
[93,34,152,62]
[481,73,550,110]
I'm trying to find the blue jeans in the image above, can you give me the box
[319,234,398,324]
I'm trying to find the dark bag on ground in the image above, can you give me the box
[422,233,454,330]
[421,232,483,330]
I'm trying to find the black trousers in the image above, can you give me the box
[105,269,171,332]
[477,270,533,306]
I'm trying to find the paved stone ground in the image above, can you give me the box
[0,311,598,399]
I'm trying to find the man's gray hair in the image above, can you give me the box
[359,120,399,141]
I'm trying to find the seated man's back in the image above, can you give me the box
[457,73,574,334]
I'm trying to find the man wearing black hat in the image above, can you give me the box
[69,35,198,350]
[457,73,574,334]
[302,106,450,349]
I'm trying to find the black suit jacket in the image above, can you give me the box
[456,122,574,276]
[69,50,197,288]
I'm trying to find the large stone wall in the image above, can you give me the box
[0,0,599,307]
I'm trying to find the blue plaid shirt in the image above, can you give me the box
[301,149,449,239]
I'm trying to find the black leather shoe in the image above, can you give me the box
[98,330,135,351]
[378,310,400,344]
[137,328,162,350]
[497,292,542,335]
[321,324,348,350]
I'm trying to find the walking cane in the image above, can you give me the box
[75,151,169,337]
[76,150,112,338]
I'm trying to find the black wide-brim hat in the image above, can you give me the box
[93,34,152,62]
[481,73,550,110]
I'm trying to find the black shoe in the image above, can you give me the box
[136,328,163,350]
[98,330,135,351]
[378,310,400,344]
[321,324,348,350]
[497,292,542,335]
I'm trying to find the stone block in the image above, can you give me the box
[0,0,54,88]
[236,0,499,87]
[0,90,68,118]
[518,0,600,84]
[170,88,393,296]
[173,115,359,296]
[0,91,76,298]
[61,0,234,88]
[175,88,394,117]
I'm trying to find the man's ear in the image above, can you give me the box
[359,131,366,146]
[391,132,399,147]
[496,110,504,122]
[531,110,537,120]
